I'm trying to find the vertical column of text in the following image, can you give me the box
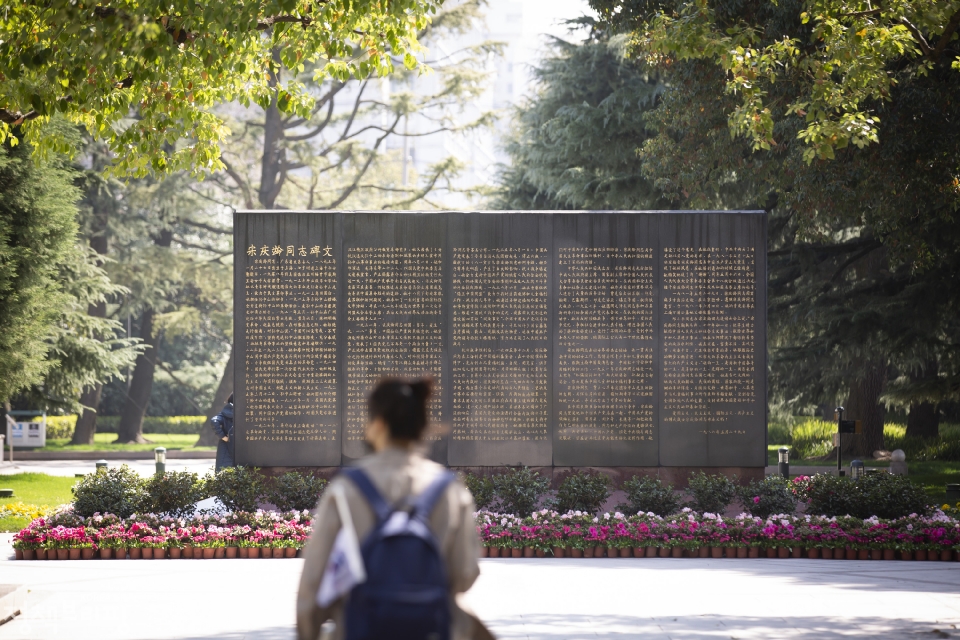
[345,248,444,444]
[243,246,337,443]
[556,248,655,443]
[452,248,548,441]
[662,247,756,435]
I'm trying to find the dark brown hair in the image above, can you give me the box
[368,377,433,441]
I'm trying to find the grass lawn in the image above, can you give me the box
[37,432,213,452]
[0,473,80,532]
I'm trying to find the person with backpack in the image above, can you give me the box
[296,377,493,640]
[210,393,234,472]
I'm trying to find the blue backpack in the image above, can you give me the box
[341,467,456,640]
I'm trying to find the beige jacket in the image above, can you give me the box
[296,447,494,640]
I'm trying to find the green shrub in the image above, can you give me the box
[97,416,207,434]
[491,467,549,516]
[767,420,792,445]
[791,419,835,459]
[267,472,327,512]
[554,471,610,514]
[804,473,931,518]
[45,416,77,440]
[687,472,737,514]
[738,476,796,519]
[72,465,145,518]
[140,471,206,517]
[617,476,681,516]
[205,466,266,513]
[462,473,495,510]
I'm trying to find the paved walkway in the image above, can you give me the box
[1,535,958,639]
[0,459,215,477]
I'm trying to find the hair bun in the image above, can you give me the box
[411,377,433,400]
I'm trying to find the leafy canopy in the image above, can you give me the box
[592,0,960,161]
[0,0,443,176]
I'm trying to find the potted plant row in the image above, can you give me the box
[475,510,960,562]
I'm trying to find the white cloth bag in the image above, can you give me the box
[316,483,367,608]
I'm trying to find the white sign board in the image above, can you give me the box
[11,421,45,448]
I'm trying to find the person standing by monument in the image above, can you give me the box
[210,393,235,472]
[296,377,492,640]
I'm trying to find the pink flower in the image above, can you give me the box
[753,496,760,504]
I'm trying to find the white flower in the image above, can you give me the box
[681,507,692,513]
[603,513,610,520]
[906,524,913,531]
[593,517,598,523]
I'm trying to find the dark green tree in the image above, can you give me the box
[492,22,669,210]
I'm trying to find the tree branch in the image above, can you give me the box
[220,157,255,209]
[173,237,231,255]
[901,17,933,57]
[933,8,960,61]
[324,113,402,208]
[180,218,233,235]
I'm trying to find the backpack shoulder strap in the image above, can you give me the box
[410,470,457,523]
[341,467,392,524]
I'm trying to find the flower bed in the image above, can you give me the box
[11,506,311,560]
[475,509,960,561]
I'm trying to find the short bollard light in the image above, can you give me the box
[850,459,864,480]
[778,447,790,479]
[95,459,108,472]
[154,447,166,475]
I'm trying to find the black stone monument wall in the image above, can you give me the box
[234,210,767,470]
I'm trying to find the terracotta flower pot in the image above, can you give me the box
[882,549,895,561]
[271,548,283,558]
[571,549,583,558]
[511,548,521,558]
[82,548,95,560]
[555,547,567,558]
[900,550,913,560]
[116,548,128,559]
[57,549,69,560]
[523,547,534,558]
[183,546,193,559]
[916,549,928,561]
[711,547,723,559]
[202,548,215,559]
[584,547,595,558]
[286,547,298,558]
[130,548,142,559]
[536,549,546,558]
[646,547,657,558]
[38,549,49,560]
[142,548,154,559]
[846,548,857,560]
[819,548,831,559]
[778,547,790,559]
[766,548,777,559]
[223,547,236,559]
[239,547,250,558]
[869,549,881,560]
[748,547,759,558]
[807,548,819,559]
[215,547,226,559]
[99,548,112,559]
[791,547,802,558]
[609,547,619,558]
[658,547,670,558]
[487,547,499,558]
[23,549,34,560]
[941,550,953,562]
[14,549,23,560]
[620,547,631,558]
[737,547,748,558]
[857,549,869,560]
[479,546,488,558]
[671,547,683,558]
[170,548,181,559]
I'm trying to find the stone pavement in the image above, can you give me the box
[1,537,959,640]
[0,459,215,477]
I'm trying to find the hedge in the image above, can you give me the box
[44,416,208,440]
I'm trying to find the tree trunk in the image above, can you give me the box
[116,228,172,444]
[195,348,234,447]
[258,50,284,209]
[115,307,159,443]
[72,204,109,445]
[906,359,940,439]
[845,359,887,456]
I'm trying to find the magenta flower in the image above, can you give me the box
[753,496,760,504]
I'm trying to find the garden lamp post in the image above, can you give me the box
[778,447,790,479]
[154,447,166,475]
[850,459,864,480]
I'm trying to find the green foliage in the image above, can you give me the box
[491,467,550,517]
[266,472,327,512]
[140,471,205,517]
[805,473,931,519]
[617,475,682,516]
[0,0,444,177]
[687,472,738,514]
[493,22,668,210]
[72,465,145,518]
[554,471,611,515]
[738,477,797,519]
[204,466,266,513]
[42,416,209,440]
[0,134,77,404]
[461,473,495,511]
